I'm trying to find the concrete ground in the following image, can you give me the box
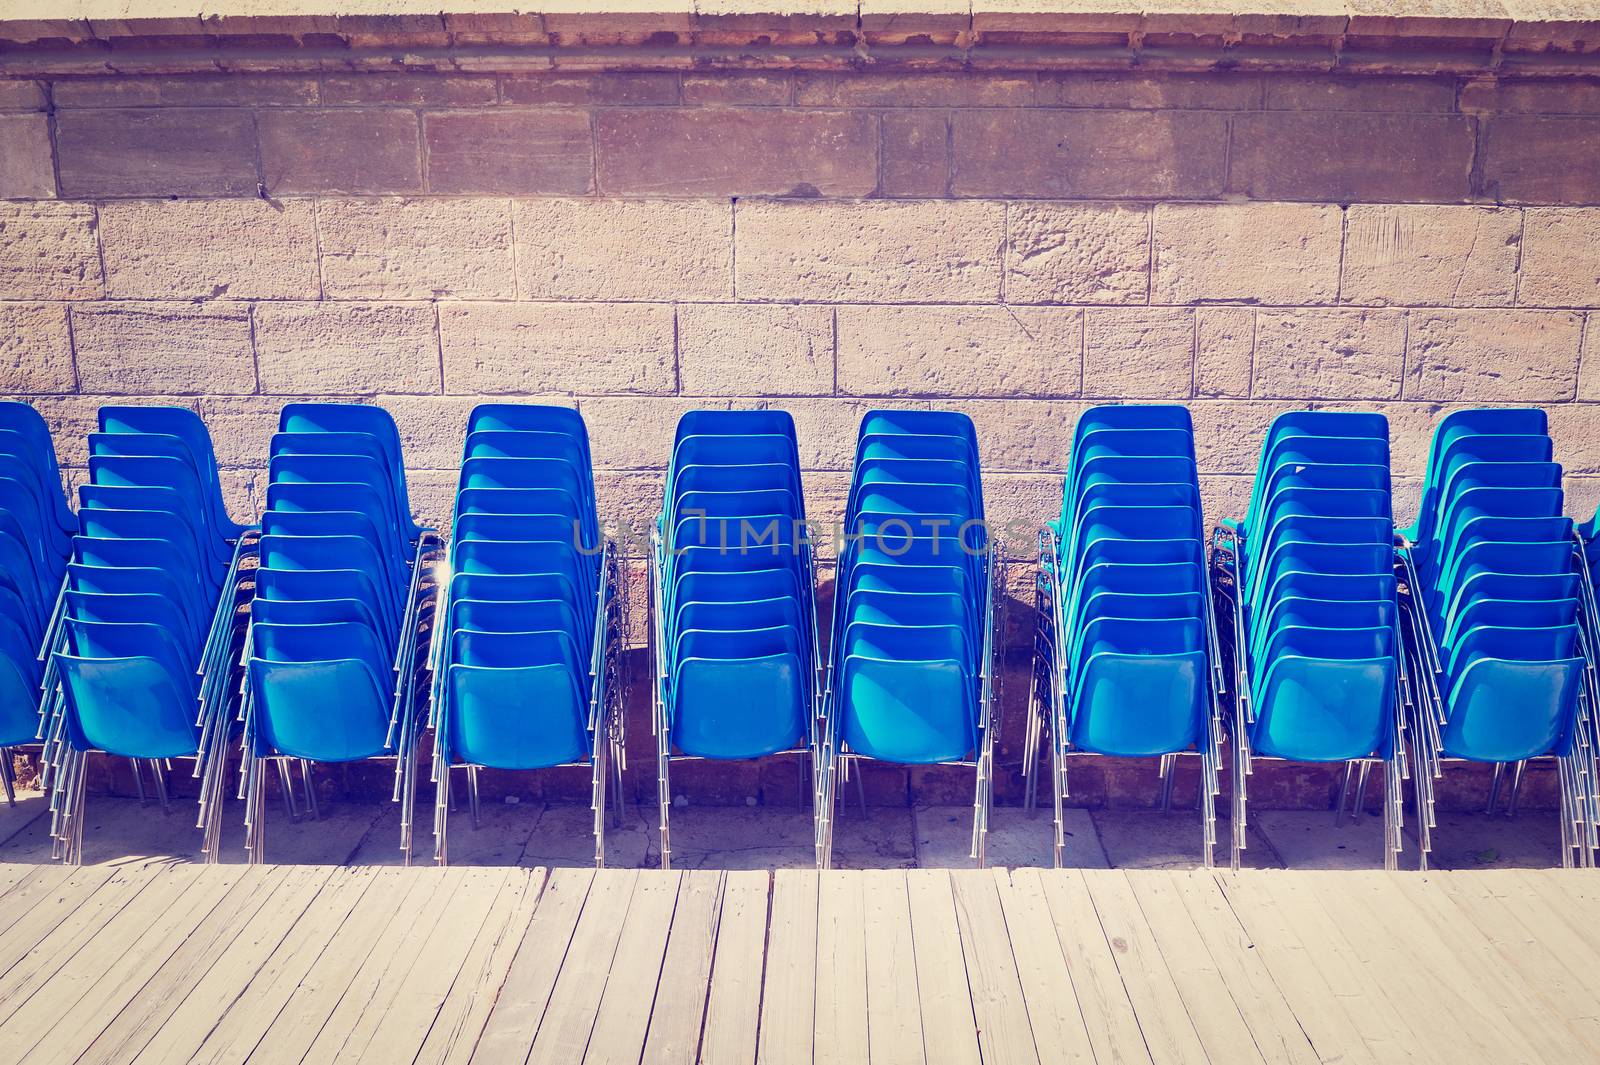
[0,786,1567,870]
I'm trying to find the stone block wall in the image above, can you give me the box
[2,67,1599,549]
[3,50,1599,807]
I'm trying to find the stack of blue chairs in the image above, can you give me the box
[428,404,622,867]
[650,410,819,869]
[0,403,73,804]
[1028,405,1223,867]
[241,403,438,864]
[1219,410,1405,870]
[43,405,245,863]
[820,410,995,868]
[1404,408,1595,867]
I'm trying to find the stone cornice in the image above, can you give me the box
[0,1,1595,75]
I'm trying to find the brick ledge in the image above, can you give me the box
[0,1,1596,75]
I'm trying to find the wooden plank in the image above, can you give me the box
[950,869,1040,1065]
[526,868,641,1065]
[862,870,926,1065]
[755,869,818,1065]
[417,867,551,1065]
[1,864,246,1064]
[0,862,161,1019]
[1388,871,1591,1061]
[300,869,474,1063]
[353,867,518,1064]
[582,871,683,1065]
[1036,871,1151,1065]
[257,867,437,1064]
[1286,870,1454,1065]
[1165,873,1319,1065]
[129,866,336,1064]
[1079,870,1207,1065]
[1215,873,1378,1065]
[700,870,768,1065]
[0,863,121,969]
[1427,873,1600,1054]
[905,870,981,1065]
[77,866,307,1065]
[471,867,597,1064]
[0,863,71,912]
[640,869,724,1065]
[996,869,1095,1065]
[1123,872,1266,1065]
[182,866,385,1065]
[814,870,870,1065]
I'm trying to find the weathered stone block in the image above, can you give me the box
[319,199,515,300]
[258,109,423,195]
[1341,205,1521,307]
[1152,203,1343,305]
[837,305,1082,398]
[512,199,732,301]
[0,114,54,199]
[1253,309,1406,400]
[0,203,102,300]
[1481,116,1600,205]
[596,109,876,197]
[254,302,442,395]
[1405,309,1584,401]
[99,198,319,300]
[72,302,257,395]
[679,304,833,396]
[1006,203,1151,305]
[579,396,736,472]
[738,200,1003,303]
[321,74,496,106]
[440,302,675,395]
[881,112,949,199]
[502,73,680,105]
[1262,74,1455,112]
[1578,316,1599,399]
[0,302,74,392]
[1519,209,1600,307]
[1036,73,1259,110]
[0,81,46,110]
[1083,308,1194,399]
[425,111,594,195]
[1229,113,1475,203]
[1194,308,1254,399]
[952,110,1228,199]
[797,72,1033,108]
[56,109,259,197]
[681,74,790,106]
[52,75,317,108]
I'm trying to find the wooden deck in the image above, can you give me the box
[0,862,1597,1064]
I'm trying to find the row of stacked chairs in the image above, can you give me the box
[0,405,73,805]
[241,405,441,863]
[38,407,247,862]
[820,411,998,867]
[430,406,623,866]
[1030,406,1222,867]
[5,401,1600,869]
[650,411,820,867]
[1221,412,1405,869]
[1404,410,1598,865]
